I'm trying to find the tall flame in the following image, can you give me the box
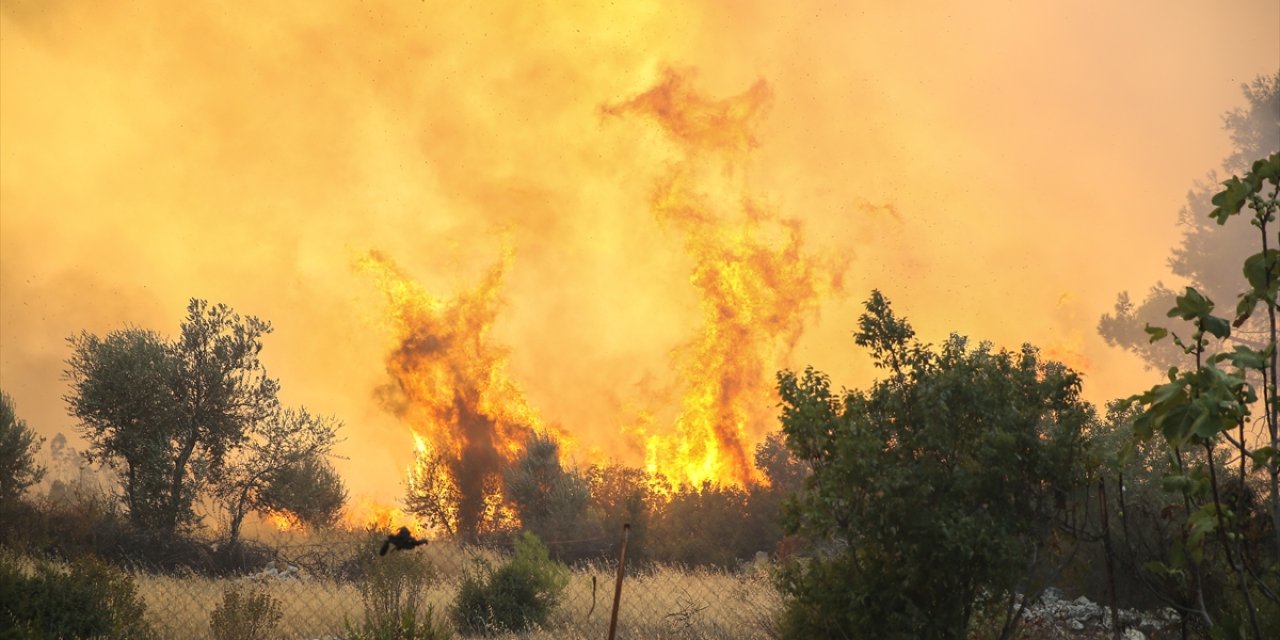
[361,72,845,500]
[361,250,538,537]
[607,70,846,488]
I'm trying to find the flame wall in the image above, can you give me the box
[2,0,1277,505]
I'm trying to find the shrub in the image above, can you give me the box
[504,434,602,563]
[450,532,568,635]
[0,552,154,639]
[776,292,1093,639]
[347,550,451,640]
[0,390,45,508]
[210,584,283,640]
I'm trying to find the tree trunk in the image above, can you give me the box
[164,432,199,532]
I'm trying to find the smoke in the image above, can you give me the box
[2,0,1277,508]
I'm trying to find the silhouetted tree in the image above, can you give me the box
[213,408,343,544]
[257,452,347,530]
[65,300,279,532]
[1100,72,1279,370]
[504,433,598,555]
[0,391,45,506]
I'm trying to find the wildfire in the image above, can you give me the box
[361,251,541,538]
[265,509,301,532]
[341,495,423,536]
[354,72,845,508]
[608,70,846,488]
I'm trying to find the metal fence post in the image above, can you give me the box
[607,523,630,640]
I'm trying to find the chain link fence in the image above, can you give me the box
[112,529,782,640]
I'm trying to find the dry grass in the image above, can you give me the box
[128,547,781,640]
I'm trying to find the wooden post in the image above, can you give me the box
[607,523,631,640]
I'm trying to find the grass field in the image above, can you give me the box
[129,539,781,640]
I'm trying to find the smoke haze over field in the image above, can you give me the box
[2,0,1277,504]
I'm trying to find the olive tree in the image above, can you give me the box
[65,299,279,532]
[212,408,344,545]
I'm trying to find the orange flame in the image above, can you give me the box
[360,72,845,499]
[341,495,423,536]
[265,509,301,532]
[608,70,845,488]
[361,251,538,537]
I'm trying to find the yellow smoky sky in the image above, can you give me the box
[2,0,1277,503]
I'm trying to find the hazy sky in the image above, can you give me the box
[2,0,1277,504]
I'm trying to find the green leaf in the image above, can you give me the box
[1144,324,1168,343]
[1168,287,1212,320]
[1250,151,1280,186]
[1242,249,1280,292]
[1217,345,1267,371]
[1210,176,1257,223]
[1201,315,1231,339]
[1234,292,1260,327]
[1133,410,1155,439]
[1189,407,1221,440]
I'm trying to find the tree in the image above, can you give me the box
[1100,72,1279,370]
[212,408,343,545]
[754,430,808,493]
[0,391,45,506]
[65,299,280,532]
[775,291,1093,639]
[405,441,462,537]
[1127,152,1279,637]
[257,452,347,530]
[503,433,597,556]
[584,462,654,562]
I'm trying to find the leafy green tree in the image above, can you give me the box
[775,291,1093,639]
[213,408,343,545]
[584,462,653,562]
[65,299,280,532]
[503,433,598,555]
[647,481,769,568]
[451,531,568,635]
[754,430,808,493]
[0,391,45,506]
[257,451,348,530]
[1100,72,1279,370]
[1128,152,1279,637]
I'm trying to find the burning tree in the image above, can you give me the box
[363,251,540,540]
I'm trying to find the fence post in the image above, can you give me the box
[607,523,631,640]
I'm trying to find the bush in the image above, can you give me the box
[648,482,779,569]
[775,292,1093,639]
[0,552,155,639]
[450,532,568,635]
[347,549,451,640]
[504,434,602,563]
[210,585,283,640]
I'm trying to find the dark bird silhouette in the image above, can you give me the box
[379,527,428,556]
